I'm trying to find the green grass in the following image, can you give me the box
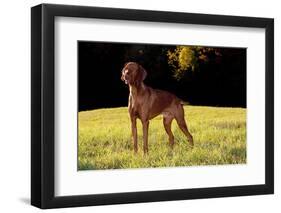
[78,106,246,170]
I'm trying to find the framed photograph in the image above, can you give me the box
[31,3,274,209]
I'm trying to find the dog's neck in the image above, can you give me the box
[129,82,145,97]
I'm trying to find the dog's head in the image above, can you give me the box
[121,62,147,86]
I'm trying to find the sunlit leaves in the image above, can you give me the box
[167,46,221,80]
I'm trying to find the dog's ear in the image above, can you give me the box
[137,64,147,82]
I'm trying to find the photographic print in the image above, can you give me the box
[31,4,273,208]
[78,42,246,170]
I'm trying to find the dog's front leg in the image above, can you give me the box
[142,120,149,154]
[130,116,138,153]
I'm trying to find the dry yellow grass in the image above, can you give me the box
[78,106,246,170]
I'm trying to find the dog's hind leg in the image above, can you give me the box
[174,106,194,147]
[163,114,175,148]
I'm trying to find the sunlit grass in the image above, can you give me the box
[78,106,246,170]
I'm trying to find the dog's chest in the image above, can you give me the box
[128,94,144,116]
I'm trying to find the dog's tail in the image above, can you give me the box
[180,100,190,105]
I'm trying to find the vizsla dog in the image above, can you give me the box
[121,62,193,154]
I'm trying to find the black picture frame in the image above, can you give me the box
[31,3,274,209]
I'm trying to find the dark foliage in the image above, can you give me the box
[78,42,246,111]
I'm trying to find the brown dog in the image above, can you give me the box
[121,62,193,154]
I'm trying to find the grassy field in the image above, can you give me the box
[78,106,246,170]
